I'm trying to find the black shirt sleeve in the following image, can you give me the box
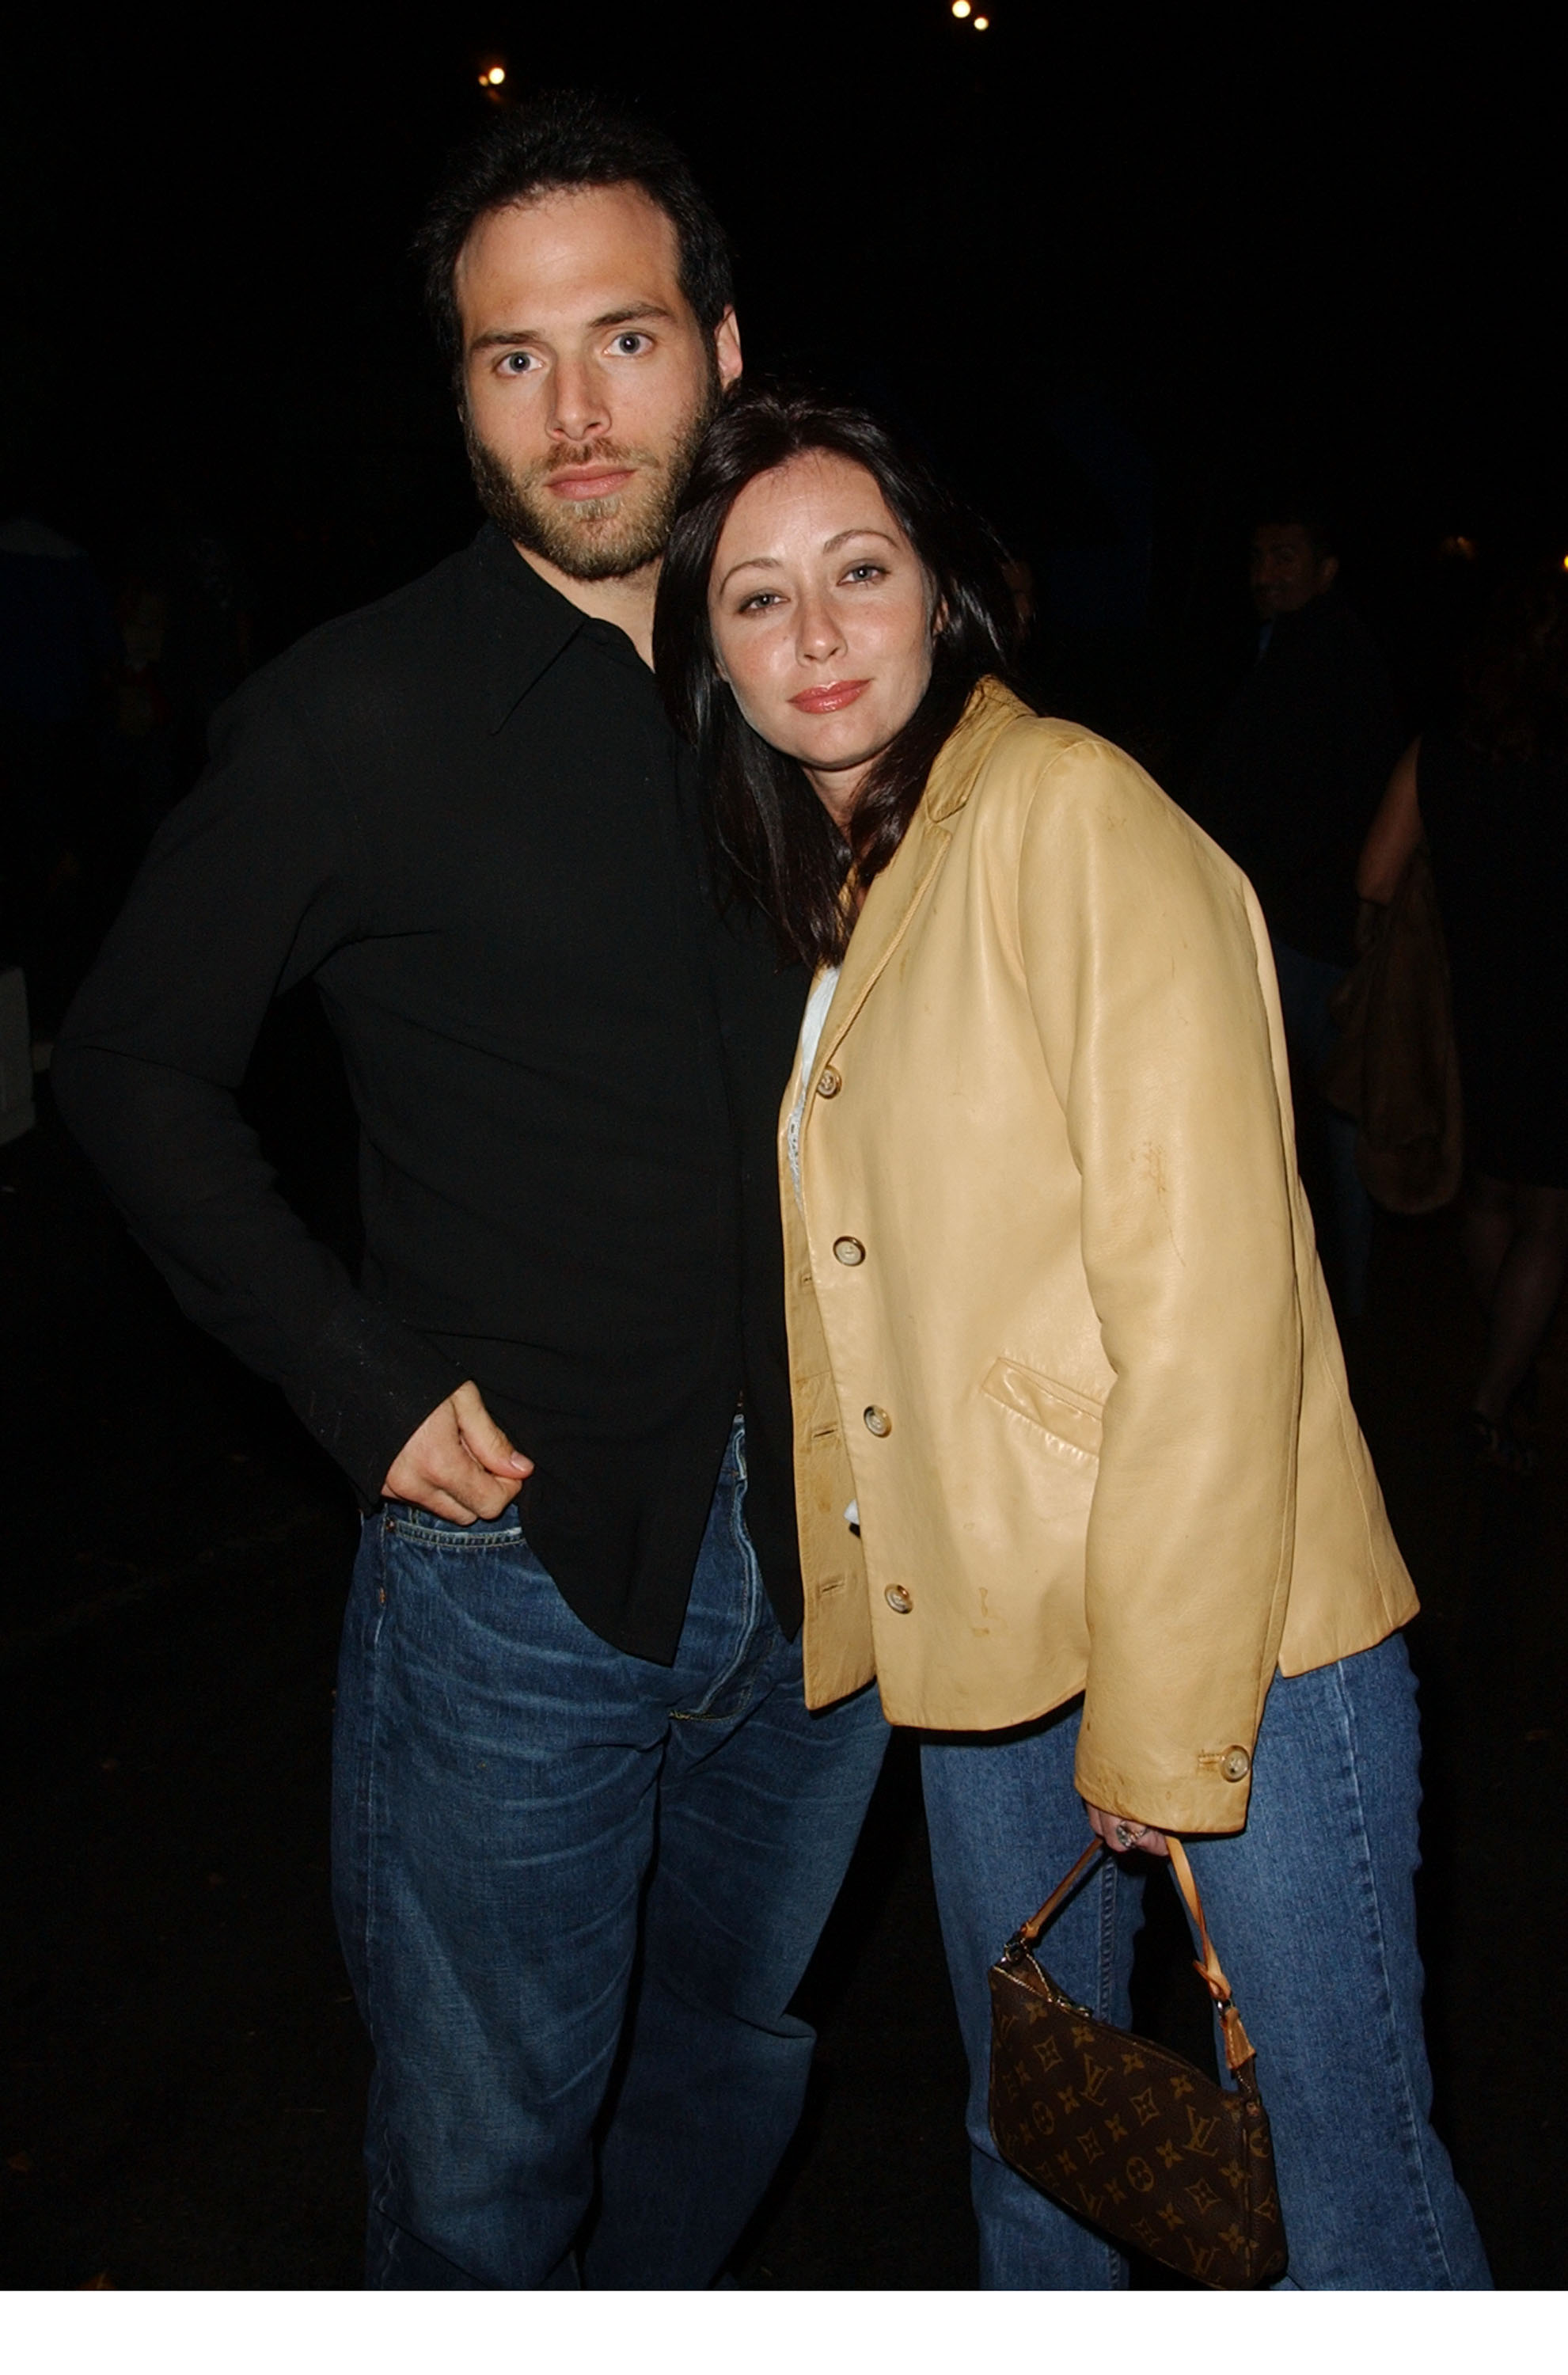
[51,673,467,1502]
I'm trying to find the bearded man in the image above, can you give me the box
[52,95,887,2290]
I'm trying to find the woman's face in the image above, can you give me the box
[707,450,936,828]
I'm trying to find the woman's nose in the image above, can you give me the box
[797,598,845,663]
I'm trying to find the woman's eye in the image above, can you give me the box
[738,591,783,612]
[843,563,887,584]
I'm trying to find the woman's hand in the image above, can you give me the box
[1084,1802,1170,1859]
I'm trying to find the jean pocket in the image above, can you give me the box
[382,1498,526,1548]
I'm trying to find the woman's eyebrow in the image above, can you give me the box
[716,555,782,591]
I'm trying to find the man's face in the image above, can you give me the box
[1248,522,1338,620]
[456,183,742,583]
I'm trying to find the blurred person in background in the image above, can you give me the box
[1358,562,1568,1473]
[1187,507,1403,1318]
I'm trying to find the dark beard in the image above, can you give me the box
[465,359,722,583]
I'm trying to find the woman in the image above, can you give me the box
[655,391,1488,2288]
[1358,566,1568,1475]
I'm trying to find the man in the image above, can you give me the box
[1186,507,1404,1314]
[53,93,887,2290]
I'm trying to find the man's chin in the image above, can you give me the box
[513,519,665,583]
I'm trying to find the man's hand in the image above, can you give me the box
[382,1381,533,1523]
[1084,1801,1171,1859]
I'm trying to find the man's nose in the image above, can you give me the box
[549,359,611,446]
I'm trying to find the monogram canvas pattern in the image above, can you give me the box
[989,1953,1288,2288]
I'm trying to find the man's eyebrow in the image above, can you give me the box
[718,527,898,593]
[468,302,679,353]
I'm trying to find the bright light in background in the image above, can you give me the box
[974,12,989,21]
[478,63,507,89]
[951,2,971,16]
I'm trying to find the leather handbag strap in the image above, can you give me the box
[1013,1834,1258,2076]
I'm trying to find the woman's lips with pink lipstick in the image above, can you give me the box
[789,679,869,715]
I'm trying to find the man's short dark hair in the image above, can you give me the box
[414,90,735,389]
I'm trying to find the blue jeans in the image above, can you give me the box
[332,1418,888,2289]
[922,1632,1490,2288]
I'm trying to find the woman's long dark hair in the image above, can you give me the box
[654,389,1017,969]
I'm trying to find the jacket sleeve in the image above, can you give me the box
[51,678,467,1503]
[1016,737,1302,1830]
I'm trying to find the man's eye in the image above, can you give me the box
[498,352,537,374]
[611,332,652,355]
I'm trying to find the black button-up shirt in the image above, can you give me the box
[54,524,807,1659]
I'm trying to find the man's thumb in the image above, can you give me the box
[454,1385,533,1476]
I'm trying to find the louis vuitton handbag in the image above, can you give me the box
[988,1837,1288,2288]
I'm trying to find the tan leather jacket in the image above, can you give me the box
[784,680,1416,1832]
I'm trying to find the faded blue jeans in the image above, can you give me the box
[922,1632,1490,2288]
[332,1418,888,2288]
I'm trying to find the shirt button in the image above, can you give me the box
[884,1584,913,1613]
[833,1236,866,1265]
[863,1405,891,1437]
[815,1067,841,1098]
[1221,1746,1251,1782]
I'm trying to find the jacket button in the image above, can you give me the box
[833,1236,866,1265]
[1221,1746,1251,1782]
[815,1067,841,1098]
[884,1584,913,1613]
[863,1405,891,1437]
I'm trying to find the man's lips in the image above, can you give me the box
[548,466,635,502]
[789,679,869,715]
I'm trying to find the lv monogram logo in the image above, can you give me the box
[1079,2052,1112,2104]
[1183,2107,1222,2158]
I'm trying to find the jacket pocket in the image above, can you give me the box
[980,1357,1104,1468]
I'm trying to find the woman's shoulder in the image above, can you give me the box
[972,692,1196,833]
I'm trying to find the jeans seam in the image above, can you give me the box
[361,1524,398,2270]
[1329,1655,1456,2286]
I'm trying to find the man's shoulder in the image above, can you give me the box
[252,537,493,716]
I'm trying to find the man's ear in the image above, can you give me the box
[714,308,742,391]
[1317,553,1340,595]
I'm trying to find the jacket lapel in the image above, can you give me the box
[811,677,1031,1074]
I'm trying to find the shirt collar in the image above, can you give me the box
[469,521,647,735]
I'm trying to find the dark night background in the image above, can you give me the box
[3,4,1566,2292]
[6,10,1565,693]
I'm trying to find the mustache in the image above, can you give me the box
[532,438,661,481]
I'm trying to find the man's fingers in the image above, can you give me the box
[451,1380,534,1479]
[385,1457,519,1524]
[416,1486,488,1525]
